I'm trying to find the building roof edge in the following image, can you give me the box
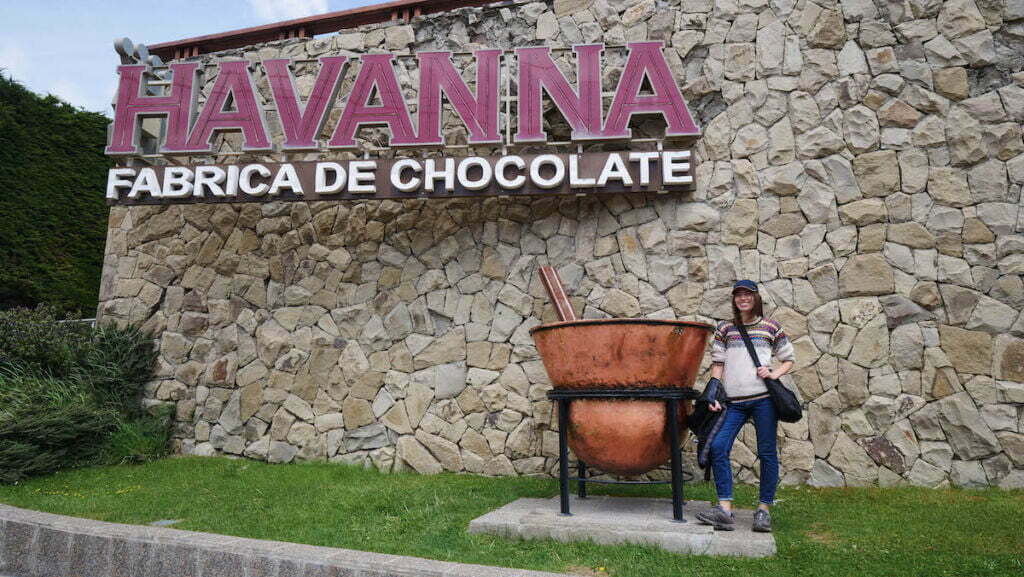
[148,0,503,60]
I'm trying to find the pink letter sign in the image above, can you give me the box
[184,61,272,152]
[329,54,417,148]
[514,44,604,142]
[106,62,200,155]
[107,43,701,156]
[264,56,349,150]
[602,42,699,139]
[413,50,501,145]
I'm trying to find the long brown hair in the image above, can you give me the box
[732,290,764,329]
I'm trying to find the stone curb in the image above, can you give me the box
[0,504,566,577]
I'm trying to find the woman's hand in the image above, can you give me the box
[756,366,774,380]
[709,400,723,412]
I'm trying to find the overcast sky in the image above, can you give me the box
[0,0,377,115]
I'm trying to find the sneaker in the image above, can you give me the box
[752,508,772,533]
[695,506,735,531]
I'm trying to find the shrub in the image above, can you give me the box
[0,310,164,483]
[74,323,158,418]
[0,306,156,407]
[0,305,91,376]
[101,416,172,465]
[0,367,118,483]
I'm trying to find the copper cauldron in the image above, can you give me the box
[530,319,712,475]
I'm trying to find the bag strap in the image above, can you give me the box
[735,322,763,369]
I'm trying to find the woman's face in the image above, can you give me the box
[734,289,756,313]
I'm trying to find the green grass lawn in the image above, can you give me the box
[0,457,1021,577]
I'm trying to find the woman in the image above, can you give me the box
[695,280,795,533]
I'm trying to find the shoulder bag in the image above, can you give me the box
[735,322,802,423]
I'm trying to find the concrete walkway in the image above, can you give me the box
[469,496,776,557]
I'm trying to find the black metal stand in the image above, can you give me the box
[547,388,699,522]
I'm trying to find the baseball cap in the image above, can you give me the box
[732,280,758,293]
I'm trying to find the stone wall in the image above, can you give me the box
[98,0,1024,488]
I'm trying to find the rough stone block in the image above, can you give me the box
[243,555,280,577]
[69,533,113,577]
[277,559,306,577]
[198,549,248,577]
[109,540,155,577]
[939,325,993,376]
[839,254,895,296]
[299,562,344,577]
[2,520,37,575]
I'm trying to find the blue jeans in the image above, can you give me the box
[708,396,779,505]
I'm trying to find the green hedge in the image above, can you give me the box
[0,306,165,483]
[0,73,111,314]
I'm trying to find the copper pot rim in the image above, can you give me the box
[529,317,714,336]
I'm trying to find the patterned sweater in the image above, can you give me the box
[711,317,796,399]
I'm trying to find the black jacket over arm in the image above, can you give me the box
[688,379,729,469]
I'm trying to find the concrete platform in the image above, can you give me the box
[468,496,776,557]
